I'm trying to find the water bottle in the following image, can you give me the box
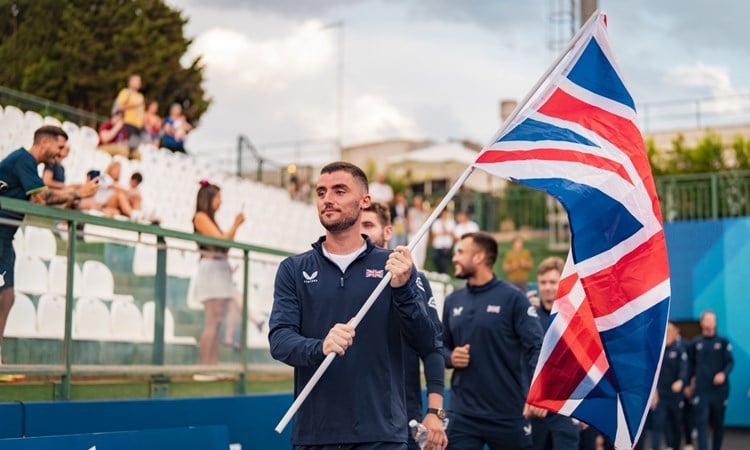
[409,419,428,449]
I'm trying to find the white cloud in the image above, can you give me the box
[344,94,422,143]
[666,62,749,113]
[188,21,334,90]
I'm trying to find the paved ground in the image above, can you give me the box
[714,428,750,450]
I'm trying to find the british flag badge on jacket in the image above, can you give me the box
[365,269,384,278]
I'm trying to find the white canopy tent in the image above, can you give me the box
[383,142,503,193]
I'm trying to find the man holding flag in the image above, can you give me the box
[269,161,438,449]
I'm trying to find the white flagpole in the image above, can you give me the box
[274,10,603,435]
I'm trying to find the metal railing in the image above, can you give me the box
[655,170,750,222]
[0,85,106,127]
[0,197,291,399]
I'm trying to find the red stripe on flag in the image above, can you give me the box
[557,272,578,298]
[528,299,604,411]
[538,88,663,220]
[477,148,633,184]
[580,231,669,318]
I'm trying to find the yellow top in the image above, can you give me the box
[116,88,145,128]
[502,249,532,283]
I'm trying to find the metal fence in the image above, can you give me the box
[0,85,105,127]
[470,170,750,234]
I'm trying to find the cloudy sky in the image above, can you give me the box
[166,0,750,164]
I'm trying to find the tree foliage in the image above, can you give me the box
[647,132,750,175]
[0,0,209,123]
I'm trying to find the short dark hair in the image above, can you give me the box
[363,202,391,226]
[538,256,564,276]
[320,161,369,192]
[131,172,143,184]
[462,231,498,267]
[33,125,68,144]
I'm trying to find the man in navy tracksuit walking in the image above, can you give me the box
[653,322,689,450]
[269,162,437,450]
[688,310,733,450]
[527,257,579,450]
[442,232,545,450]
[360,202,447,450]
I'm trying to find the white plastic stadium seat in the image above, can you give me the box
[5,292,37,338]
[11,228,24,256]
[36,293,66,339]
[81,260,114,300]
[132,243,157,276]
[42,116,62,127]
[48,256,83,297]
[14,256,48,296]
[23,226,58,261]
[73,296,111,340]
[110,299,145,342]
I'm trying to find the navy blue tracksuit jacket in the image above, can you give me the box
[269,236,437,446]
[442,277,544,426]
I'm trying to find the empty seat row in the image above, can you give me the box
[6,294,195,344]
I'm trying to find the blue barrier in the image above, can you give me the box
[0,394,294,449]
[0,402,23,438]
[0,425,229,450]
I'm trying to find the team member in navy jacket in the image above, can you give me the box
[688,310,733,450]
[654,322,689,450]
[442,232,545,450]
[527,257,579,450]
[269,162,437,450]
[360,202,447,450]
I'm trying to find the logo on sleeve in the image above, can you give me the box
[486,305,501,314]
[452,306,463,317]
[415,276,425,292]
[303,270,318,283]
[527,306,539,318]
[365,268,384,278]
[427,296,437,310]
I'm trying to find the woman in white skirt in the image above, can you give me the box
[193,181,245,364]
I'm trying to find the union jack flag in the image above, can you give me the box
[472,13,670,449]
[365,269,384,278]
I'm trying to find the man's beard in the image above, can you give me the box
[454,265,475,279]
[321,210,360,233]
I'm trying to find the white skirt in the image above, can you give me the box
[194,258,234,302]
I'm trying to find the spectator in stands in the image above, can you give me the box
[125,172,143,213]
[453,211,480,242]
[286,174,300,200]
[369,173,394,205]
[193,180,245,365]
[390,191,409,247]
[114,74,145,152]
[223,292,267,350]
[502,234,533,291]
[43,142,70,189]
[79,162,136,218]
[98,110,129,158]
[162,103,192,153]
[431,208,455,274]
[142,100,162,147]
[0,126,99,364]
[407,195,429,269]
